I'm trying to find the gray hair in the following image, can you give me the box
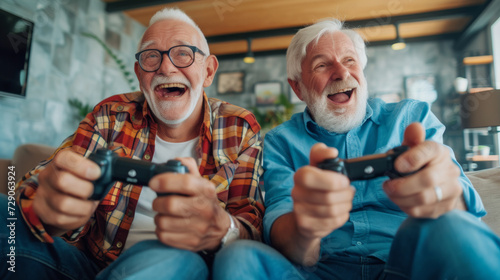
[286,18,367,81]
[137,8,210,55]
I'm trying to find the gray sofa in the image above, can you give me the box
[466,167,500,235]
[1,144,499,235]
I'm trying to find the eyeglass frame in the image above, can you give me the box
[135,45,206,72]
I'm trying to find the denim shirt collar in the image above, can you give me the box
[302,98,380,137]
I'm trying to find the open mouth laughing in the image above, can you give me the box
[327,88,355,104]
[154,83,187,98]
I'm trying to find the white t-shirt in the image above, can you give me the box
[124,135,199,250]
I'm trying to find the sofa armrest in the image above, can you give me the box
[466,167,500,235]
[0,144,57,195]
[11,143,57,182]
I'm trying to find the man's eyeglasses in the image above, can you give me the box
[135,45,206,72]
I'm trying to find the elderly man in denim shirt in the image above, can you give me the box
[214,18,500,280]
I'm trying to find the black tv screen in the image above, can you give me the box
[0,8,34,98]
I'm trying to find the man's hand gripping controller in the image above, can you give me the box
[88,149,188,200]
[317,146,415,181]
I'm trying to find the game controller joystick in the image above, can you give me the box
[88,149,188,200]
[317,146,415,181]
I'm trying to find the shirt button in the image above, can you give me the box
[117,105,124,111]
[356,241,362,246]
[144,154,151,160]
[116,242,123,248]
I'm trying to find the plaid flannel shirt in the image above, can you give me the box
[15,91,264,268]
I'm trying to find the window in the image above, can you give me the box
[492,17,500,89]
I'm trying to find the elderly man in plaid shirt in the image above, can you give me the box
[1,8,265,280]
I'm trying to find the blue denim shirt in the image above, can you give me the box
[263,98,486,262]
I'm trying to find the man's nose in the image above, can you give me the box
[330,63,349,81]
[157,53,178,75]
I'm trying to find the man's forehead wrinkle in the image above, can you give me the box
[140,39,195,51]
[306,38,357,60]
[140,40,154,51]
[140,20,200,49]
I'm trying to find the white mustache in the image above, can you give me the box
[324,77,359,94]
[151,76,192,90]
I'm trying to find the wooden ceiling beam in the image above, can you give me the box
[105,0,189,13]
[205,6,478,44]
[123,0,485,35]
[101,0,490,57]
[210,18,471,56]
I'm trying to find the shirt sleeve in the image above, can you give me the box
[15,112,102,243]
[209,118,265,241]
[261,129,296,245]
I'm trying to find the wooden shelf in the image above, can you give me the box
[469,87,494,93]
[463,55,493,65]
[468,155,499,162]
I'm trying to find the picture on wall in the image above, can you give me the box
[404,74,438,104]
[217,71,245,94]
[255,81,282,105]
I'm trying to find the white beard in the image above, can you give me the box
[142,76,203,127]
[301,76,368,134]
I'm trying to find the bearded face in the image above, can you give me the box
[134,19,209,127]
[294,31,368,133]
[141,74,203,126]
[300,75,368,133]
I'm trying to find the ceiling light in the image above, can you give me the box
[391,23,406,50]
[243,38,255,64]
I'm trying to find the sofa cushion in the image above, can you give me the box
[466,167,500,235]
[12,143,56,182]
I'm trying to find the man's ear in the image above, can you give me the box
[288,79,304,101]
[203,55,219,87]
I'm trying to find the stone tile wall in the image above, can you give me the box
[0,0,145,158]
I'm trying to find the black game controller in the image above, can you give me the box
[317,146,415,181]
[88,149,188,200]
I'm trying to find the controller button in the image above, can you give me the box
[128,169,137,177]
[364,166,374,175]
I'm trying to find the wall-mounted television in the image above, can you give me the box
[0,8,34,98]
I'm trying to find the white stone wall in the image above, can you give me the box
[0,0,145,158]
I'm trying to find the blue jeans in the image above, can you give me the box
[0,194,100,280]
[0,192,273,279]
[0,194,209,279]
[215,210,500,280]
[3,190,499,279]
[96,240,209,279]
